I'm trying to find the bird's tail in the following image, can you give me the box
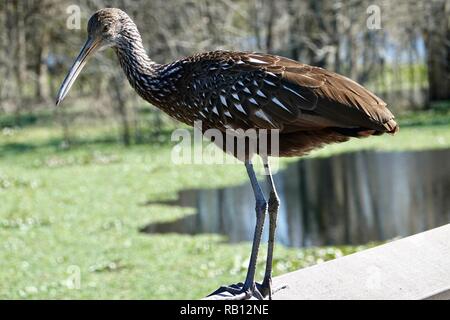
[383,118,399,134]
[331,118,399,138]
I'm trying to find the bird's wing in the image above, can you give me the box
[183,51,397,133]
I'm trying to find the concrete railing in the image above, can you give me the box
[206,224,450,300]
[272,224,450,300]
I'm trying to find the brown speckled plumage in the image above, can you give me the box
[99,9,398,158]
[56,8,400,300]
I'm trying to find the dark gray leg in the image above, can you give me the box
[242,159,267,292]
[207,159,267,300]
[261,160,280,299]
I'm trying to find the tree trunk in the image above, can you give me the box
[35,31,50,101]
[112,76,131,146]
[264,0,276,53]
[15,0,26,100]
[425,0,450,101]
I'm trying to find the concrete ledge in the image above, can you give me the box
[272,224,450,300]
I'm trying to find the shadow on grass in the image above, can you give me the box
[0,103,164,129]
[0,129,176,159]
[398,116,450,128]
[139,215,200,237]
[397,102,450,128]
[0,111,55,128]
[0,136,119,158]
[0,142,38,155]
[139,197,200,236]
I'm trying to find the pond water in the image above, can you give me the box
[141,149,450,247]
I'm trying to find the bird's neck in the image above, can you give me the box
[113,24,185,110]
[113,25,161,98]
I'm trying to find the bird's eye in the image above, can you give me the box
[103,26,109,33]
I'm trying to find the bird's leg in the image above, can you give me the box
[261,160,281,299]
[242,159,267,293]
[207,160,267,300]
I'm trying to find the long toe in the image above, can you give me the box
[260,281,290,300]
[205,282,265,300]
[261,278,273,299]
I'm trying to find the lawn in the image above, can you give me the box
[0,106,449,299]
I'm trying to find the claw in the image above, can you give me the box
[261,277,272,299]
[206,282,266,300]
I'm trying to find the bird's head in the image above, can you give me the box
[56,8,132,106]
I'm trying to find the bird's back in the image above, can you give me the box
[145,51,399,157]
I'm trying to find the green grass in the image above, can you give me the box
[366,63,428,93]
[0,106,449,299]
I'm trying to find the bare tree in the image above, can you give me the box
[0,0,446,142]
[424,0,450,101]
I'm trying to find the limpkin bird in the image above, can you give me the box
[57,8,398,300]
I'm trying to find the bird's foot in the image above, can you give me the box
[206,282,266,300]
[206,281,288,300]
[259,277,288,299]
[261,277,272,299]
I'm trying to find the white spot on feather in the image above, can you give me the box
[254,110,276,126]
[248,98,258,105]
[220,95,228,106]
[272,97,291,112]
[283,85,306,100]
[256,90,267,98]
[248,57,268,64]
[234,104,246,114]
[264,79,276,87]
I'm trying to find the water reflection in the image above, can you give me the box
[141,149,450,247]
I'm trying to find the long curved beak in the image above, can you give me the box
[56,36,100,106]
